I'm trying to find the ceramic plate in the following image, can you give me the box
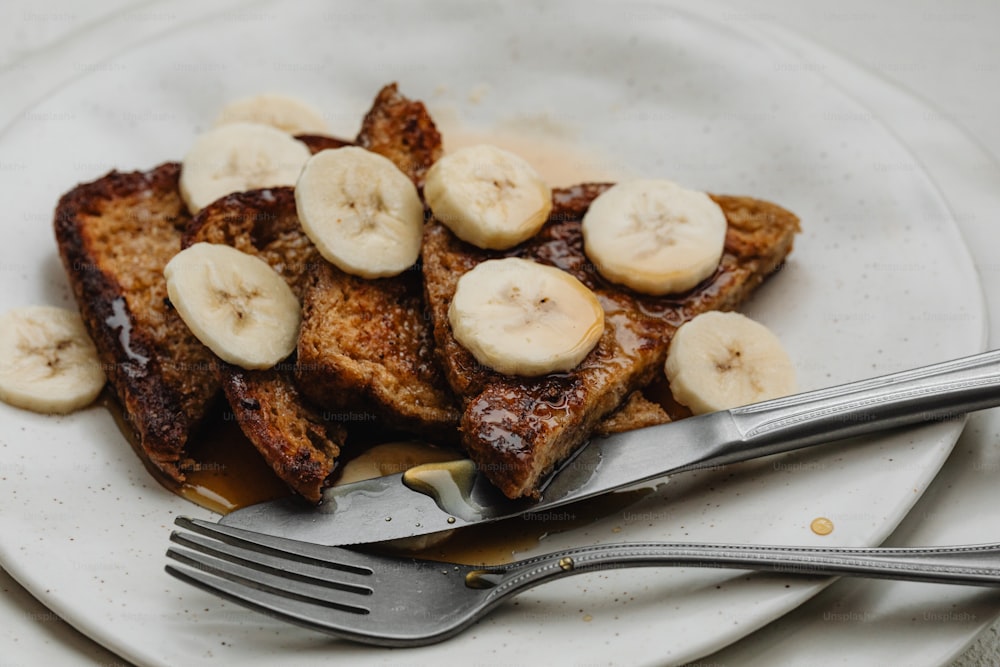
[0,1,985,665]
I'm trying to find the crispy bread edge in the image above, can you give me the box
[53,163,217,480]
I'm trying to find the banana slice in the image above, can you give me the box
[295,146,424,278]
[214,93,330,134]
[164,243,301,370]
[582,179,727,295]
[180,122,311,214]
[664,311,796,414]
[0,306,106,414]
[448,257,604,377]
[424,144,552,250]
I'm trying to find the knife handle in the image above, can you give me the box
[710,348,1000,465]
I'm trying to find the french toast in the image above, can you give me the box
[54,163,218,481]
[53,133,347,486]
[593,391,670,437]
[422,182,800,499]
[183,187,346,502]
[53,84,449,498]
[185,83,456,496]
[52,82,796,508]
[294,83,461,438]
[354,83,443,190]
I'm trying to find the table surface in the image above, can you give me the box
[1,1,997,665]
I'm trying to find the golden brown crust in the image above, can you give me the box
[422,183,800,498]
[296,83,459,437]
[219,362,344,503]
[297,264,460,438]
[184,84,453,499]
[184,187,347,499]
[355,83,443,189]
[183,186,324,297]
[53,163,220,480]
[593,391,670,437]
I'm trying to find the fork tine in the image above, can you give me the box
[174,516,375,573]
[169,531,374,593]
[164,562,381,642]
[166,545,371,614]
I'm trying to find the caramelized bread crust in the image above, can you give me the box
[593,391,670,437]
[183,187,325,296]
[182,84,452,499]
[297,264,460,437]
[184,187,346,500]
[296,82,459,436]
[355,83,443,190]
[422,183,800,498]
[219,362,344,503]
[53,163,219,480]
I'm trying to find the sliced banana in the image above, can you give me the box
[295,146,424,278]
[0,306,106,414]
[448,257,604,377]
[582,179,727,295]
[424,144,552,250]
[164,243,301,370]
[180,122,311,214]
[664,311,796,414]
[214,93,330,135]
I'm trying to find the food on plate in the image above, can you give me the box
[217,361,345,503]
[41,82,799,506]
[182,85,454,501]
[164,243,302,370]
[291,84,462,441]
[447,257,605,376]
[179,122,311,214]
[182,185,348,502]
[295,147,424,278]
[422,184,799,498]
[214,93,330,135]
[581,179,728,295]
[664,311,796,414]
[353,84,442,190]
[53,162,216,480]
[0,306,106,415]
[424,144,552,250]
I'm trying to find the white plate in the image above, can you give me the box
[0,2,986,666]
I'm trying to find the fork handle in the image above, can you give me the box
[468,542,1000,596]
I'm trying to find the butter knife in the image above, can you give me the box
[218,349,1000,545]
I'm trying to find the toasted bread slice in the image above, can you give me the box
[218,361,343,503]
[422,182,800,498]
[593,391,670,437]
[183,187,346,501]
[184,83,454,498]
[355,82,443,190]
[54,163,219,480]
[295,83,460,437]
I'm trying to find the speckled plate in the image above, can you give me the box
[0,1,985,666]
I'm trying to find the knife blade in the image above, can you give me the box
[220,349,1000,546]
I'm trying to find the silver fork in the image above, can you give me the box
[166,517,1000,647]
